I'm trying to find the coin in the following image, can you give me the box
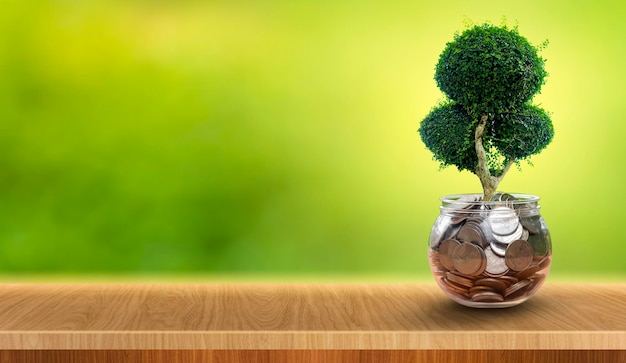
[478,218,493,238]
[499,193,518,202]
[505,240,534,271]
[429,251,446,275]
[492,223,523,244]
[488,207,519,235]
[490,193,505,202]
[515,264,542,280]
[537,255,551,269]
[490,241,508,257]
[490,192,516,202]
[503,279,531,298]
[451,216,468,225]
[484,246,509,276]
[438,239,461,270]
[471,291,504,302]
[521,228,529,241]
[474,277,507,292]
[469,285,495,294]
[441,278,469,298]
[499,275,519,286]
[446,271,474,288]
[528,232,548,256]
[451,242,486,276]
[456,222,485,247]
[520,215,541,235]
[429,216,454,248]
[477,251,487,277]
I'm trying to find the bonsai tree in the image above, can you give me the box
[419,23,554,201]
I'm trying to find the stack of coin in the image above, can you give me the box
[430,249,551,304]
[489,206,524,256]
[428,193,551,306]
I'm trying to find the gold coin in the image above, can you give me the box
[438,239,461,271]
[505,239,534,271]
[452,242,486,276]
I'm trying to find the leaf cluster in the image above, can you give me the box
[435,24,547,117]
[419,102,478,172]
[419,24,554,175]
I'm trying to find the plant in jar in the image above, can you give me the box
[418,23,554,307]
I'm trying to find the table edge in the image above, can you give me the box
[0,330,624,350]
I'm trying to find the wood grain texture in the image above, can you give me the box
[1,350,624,363]
[0,283,624,350]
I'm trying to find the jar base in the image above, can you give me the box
[445,294,532,308]
[430,250,551,308]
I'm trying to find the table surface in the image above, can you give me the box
[0,283,624,350]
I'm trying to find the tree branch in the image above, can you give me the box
[474,114,491,181]
[498,159,515,180]
[474,115,517,200]
[475,114,498,200]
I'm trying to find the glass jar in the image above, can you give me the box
[428,193,551,308]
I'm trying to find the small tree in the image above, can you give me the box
[419,23,554,201]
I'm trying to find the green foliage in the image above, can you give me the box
[435,24,547,117]
[492,105,554,160]
[420,23,553,177]
[419,102,478,173]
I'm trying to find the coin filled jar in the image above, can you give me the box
[428,193,551,308]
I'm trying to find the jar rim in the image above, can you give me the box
[440,193,540,207]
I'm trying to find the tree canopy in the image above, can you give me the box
[419,24,554,190]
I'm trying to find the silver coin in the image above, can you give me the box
[499,193,518,202]
[490,192,517,208]
[489,207,519,235]
[521,228,529,241]
[527,232,549,256]
[490,192,504,202]
[429,215,454,248]
[484,246,509,276]
[490,241,508,257]
[492,223,523,244]
[451,216,468,225]
[520,215,542,235]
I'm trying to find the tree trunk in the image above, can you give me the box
[474,114,514,201]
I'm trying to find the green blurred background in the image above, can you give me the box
[1,0,624,280]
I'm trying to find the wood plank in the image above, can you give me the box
[0,350,624,363]
[0,283,624,350]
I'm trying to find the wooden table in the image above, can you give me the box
[0,283,624,362]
